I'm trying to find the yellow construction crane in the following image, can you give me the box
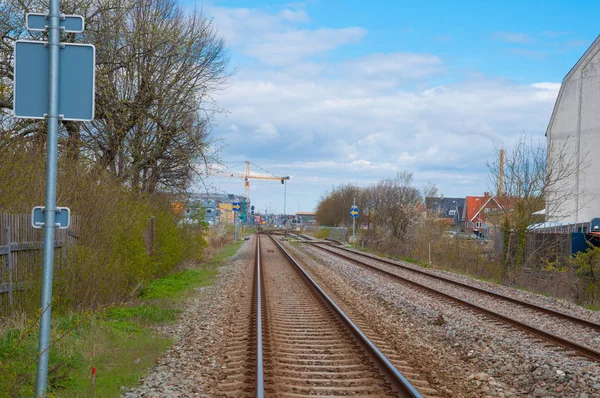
[216,161,290,201]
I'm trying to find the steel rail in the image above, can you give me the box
[309,243,600,362]
[265,233,423,397]
[255,236,264,397]
[313,242,600,332]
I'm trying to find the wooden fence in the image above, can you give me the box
[0,213,79,315]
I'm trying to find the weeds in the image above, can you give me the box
[0,238,240,396]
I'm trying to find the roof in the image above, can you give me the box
[465,195,504,222]
[425,197,465,219]
[546,35,600,137]
[296,212,316,216]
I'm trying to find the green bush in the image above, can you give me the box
[571,244,600,304]
[0,138,209,316]
[314,228,330,240]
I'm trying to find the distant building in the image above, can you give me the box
[184,192,246,225]
[464,193,504,238]
[295,211,317,225]
[185,198,218,224]
[425,197,465,228]
[546,36,600,225]
[218,203,235,224]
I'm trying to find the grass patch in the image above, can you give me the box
[403,257,420,264]
[0,240,243,397]
[205,240,243,268]
[585,304,600,311]
[313,228,330,240]
[104,305,180,325]
[139,268,218,300]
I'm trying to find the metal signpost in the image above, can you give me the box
[232,202,241,243]
[13,2,95,396]
[350,199,359,245]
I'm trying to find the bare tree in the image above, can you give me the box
[316,172,422,252]
[315,184,361,227]
[1,0,230,194]
[487,134,584,270]
[370,171,422,246]
[80,0,230,193]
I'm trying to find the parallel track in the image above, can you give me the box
[303,240,600,362]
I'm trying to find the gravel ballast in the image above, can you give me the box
[286,241,600,398]
[123,236,600,397]
[124,239,255,397]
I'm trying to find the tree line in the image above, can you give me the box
[316,171,431,248]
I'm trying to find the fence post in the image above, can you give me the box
[145,217,155,256]
[6,226,13,307]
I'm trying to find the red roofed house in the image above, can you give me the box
[464,192,504,238]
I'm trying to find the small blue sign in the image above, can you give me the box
[232,202,241,212]
[350,206,359,218]
[26,13,85,33]
[14,40,95,121]
[32,206,71,229]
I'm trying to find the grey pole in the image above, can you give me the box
[352,197,356,245]
[283,180,287,237]
[36,0,61,395]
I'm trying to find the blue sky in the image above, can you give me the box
[189,0,599,214]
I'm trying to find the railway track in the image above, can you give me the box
[299,238,600,363]
[219,234,428,397]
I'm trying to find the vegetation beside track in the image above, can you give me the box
[0,240,242,397]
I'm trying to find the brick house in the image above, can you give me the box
[464,192,504,238]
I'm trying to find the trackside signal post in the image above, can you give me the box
[350,199,359,245]
[232,202,241,243]
[13,1,95,395]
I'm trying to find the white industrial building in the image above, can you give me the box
[545,36,600,226]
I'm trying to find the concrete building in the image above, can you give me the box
[546,36,600,225]
[184,192,246,225]
[185,198,218,224]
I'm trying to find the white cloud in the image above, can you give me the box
[493,32,535,44]
[279,9,309,23]
[247,27,367,65]
[254,122,279,139]
[206,4,366,65]
[345,53,444,79]
[202,4,561,211]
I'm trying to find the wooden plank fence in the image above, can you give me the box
[0,213,80,315]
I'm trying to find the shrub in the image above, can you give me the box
[0,137,210,316]
[571,243,600,304]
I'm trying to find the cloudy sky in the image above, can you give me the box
[189,0,599,214]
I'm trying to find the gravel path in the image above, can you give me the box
[287,241,600,398]
[123,238,255,397]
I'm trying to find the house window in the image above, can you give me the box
[484,208,490,213]
[475,221,482,228]
[448,210,456,216]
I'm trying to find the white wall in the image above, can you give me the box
[547,39,600,224]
